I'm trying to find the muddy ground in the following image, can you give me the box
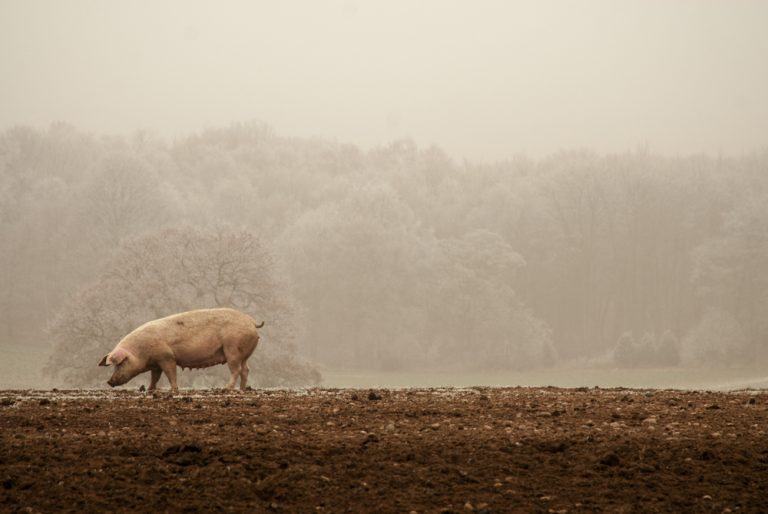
[1,387,766,513]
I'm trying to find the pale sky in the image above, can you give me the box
[1,0,767,160]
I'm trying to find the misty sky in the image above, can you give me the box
[1,0,767,160]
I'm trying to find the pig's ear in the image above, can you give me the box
[109,348,129,366]
[98,354,110,367]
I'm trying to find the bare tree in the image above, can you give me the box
[80,152,172,248]
[45,226,319,388]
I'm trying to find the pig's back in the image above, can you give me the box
[144,308,260,368]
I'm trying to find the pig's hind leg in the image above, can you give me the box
[239,361,250,391]
[225,360,242,390]
[223,341,250,390]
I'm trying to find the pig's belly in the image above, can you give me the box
[175,347,227,369]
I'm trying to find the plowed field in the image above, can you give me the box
[1,388,766,513]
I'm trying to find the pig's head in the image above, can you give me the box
[98,347,141,387]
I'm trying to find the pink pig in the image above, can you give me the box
[98,308,264,393]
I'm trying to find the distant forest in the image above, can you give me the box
[2,122,767,373]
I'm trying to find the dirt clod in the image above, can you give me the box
[599,452,621,467]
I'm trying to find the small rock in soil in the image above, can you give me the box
[600,453,621,467]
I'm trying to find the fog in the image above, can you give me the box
[3,1,768,159]
[1,1,767,389]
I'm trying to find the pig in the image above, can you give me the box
[98,308,264,393]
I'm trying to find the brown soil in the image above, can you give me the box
[1,387,767,513]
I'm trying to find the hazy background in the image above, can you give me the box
[2,0,768,159]
[1,1,768,389]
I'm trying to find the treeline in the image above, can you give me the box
[1,122,767,371]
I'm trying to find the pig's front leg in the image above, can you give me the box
[147,368,162,392]
[159,359,179,394]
